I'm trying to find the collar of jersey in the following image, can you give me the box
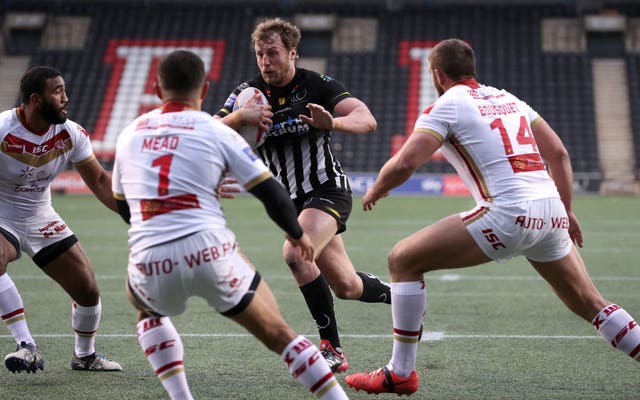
[161,101,193,113]
[17,107,50,135]
[453,78,480,89]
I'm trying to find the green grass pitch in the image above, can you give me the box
[1,194,638,399]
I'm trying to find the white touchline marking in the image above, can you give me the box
[11,274,640,281]
[1,332,601,341]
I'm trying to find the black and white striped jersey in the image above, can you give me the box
[216,68,352,199]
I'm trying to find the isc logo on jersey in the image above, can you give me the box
[233,86,269,147]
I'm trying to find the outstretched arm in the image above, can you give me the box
[300,97,376,134]
[531,117,583,247]
[75,157,118,213]
[215,93,272,133]
[363,130,441,211]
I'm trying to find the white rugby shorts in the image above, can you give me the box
[0,206,75,259]
[127,228,256,316]
[461,197,573,263]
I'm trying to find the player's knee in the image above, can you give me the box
[73,280,100,306]
[283,247,303,272]
[0,260,9,275]
[0,242,17,269]
[387,248,423,281]
[330,278,360,300]
[387,246,406,276]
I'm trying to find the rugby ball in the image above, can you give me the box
[233,86,269,146]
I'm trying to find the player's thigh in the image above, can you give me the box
[389,214,490,278]
[0,227,19,270]
[316,235,356,277]
[282,209,336,273]
[296,208,338,250]
[229,279,297,354]
[125,277,163,321]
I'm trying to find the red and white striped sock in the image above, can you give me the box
[281,335,348,399]
[72,299,101,357]
[390,281,426,377]
[137,317,193,400]
[592,304,640,361]
[0,273,34,345]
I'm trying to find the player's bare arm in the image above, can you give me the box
[531,117,583,246]
[216,93,272,131]
[363,130,440,211]
[75,157,118,212]
[300,97,376,133]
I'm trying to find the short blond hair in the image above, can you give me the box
[251,18,301,51]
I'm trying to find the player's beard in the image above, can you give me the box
[261,58,293,87]
[431,71,444,97]
[40,101,67,124]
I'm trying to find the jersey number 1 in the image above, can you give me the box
[151,154,173,196]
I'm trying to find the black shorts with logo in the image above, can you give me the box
[293,181,352,234]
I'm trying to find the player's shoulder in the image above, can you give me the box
[299,68,320,78]
[207,114,243,138]
[421,104,436,115]
[247,74,264,89]
[46,117,92,143]
[62,117,90,137]
[116,108,160,143]
[0,109,20,142]
[233,75,264,93]
[0,108,16,120]
[0,108,18,130]
[300,68,339,85]
[205,116,254,151]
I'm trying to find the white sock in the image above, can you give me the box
[0,273,35,345]
[72,299,101,357]
[137,317,193,400]
[390,281,426,377]
[592,304,640,361]
[281,335,348,399]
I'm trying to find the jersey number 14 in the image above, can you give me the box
[490,116,545,173]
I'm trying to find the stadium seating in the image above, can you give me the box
[2,1,638,177]
[627,55,640,176]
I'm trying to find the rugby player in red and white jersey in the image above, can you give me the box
[112,49,348,400]
[0,66,121,372]
[345,39,640,395]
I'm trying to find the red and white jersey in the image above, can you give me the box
[0,108,94,220]
[415,79,559,205]
[112,103,270,252]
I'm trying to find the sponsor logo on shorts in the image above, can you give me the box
[38,221,67,238]
[136,259,176,276]
[514,215,569,230]
[481,228,506,250]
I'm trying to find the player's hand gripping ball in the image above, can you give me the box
[233,86,269,146]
